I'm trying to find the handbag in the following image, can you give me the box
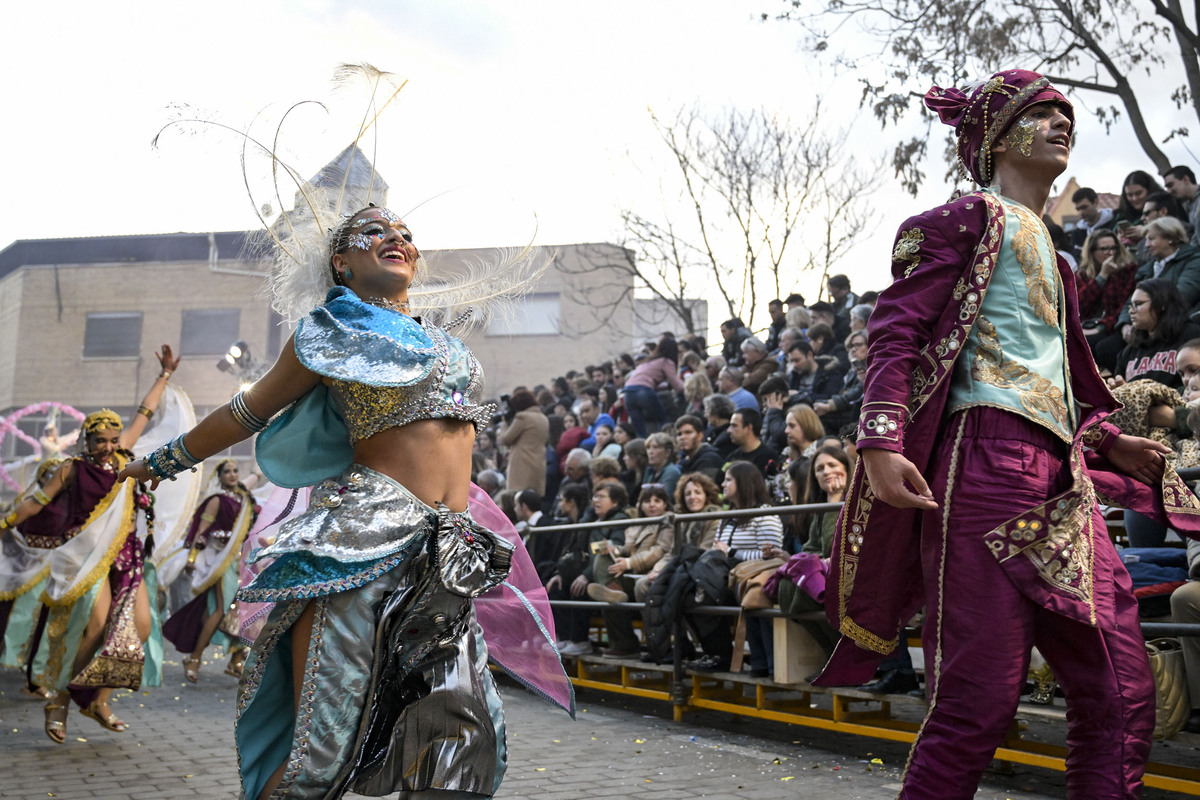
[727,558,785,673]
[1146,638,1191,740]
[729,558,785,610]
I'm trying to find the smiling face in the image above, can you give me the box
[1125,182,1149,212]
[813,452,847,494]
[85,429,121,463]
[683,479,707,512]
[332,208,419,299]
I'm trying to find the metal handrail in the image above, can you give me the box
[530,501,844,536]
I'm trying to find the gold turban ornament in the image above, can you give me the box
[82,409,124,435]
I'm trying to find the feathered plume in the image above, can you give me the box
[156,63,548,324]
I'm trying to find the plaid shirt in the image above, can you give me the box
[1075,262,1138,332]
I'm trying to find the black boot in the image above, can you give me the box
[858,668,919,695]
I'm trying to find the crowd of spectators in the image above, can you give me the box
[474,165,1200,718]
[472,275,876,674]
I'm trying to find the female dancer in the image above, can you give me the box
[0,456,63,698]
[162,458,257,681]
[123,204,567,799]
[0,346,179,743]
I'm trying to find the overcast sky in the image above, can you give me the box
[2,0,1193,331]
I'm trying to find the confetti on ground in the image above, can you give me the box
[75,737,87,742]
[871,758,884,764]
[781,776,794,781]
[535,768,546,772]
[634,738,645,743]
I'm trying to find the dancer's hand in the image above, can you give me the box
[1107,434,1170,485]
[860,448,937,510]
[156,344,181,375]
[118,460,160,490]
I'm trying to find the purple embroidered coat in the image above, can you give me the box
[816,191,1200,686]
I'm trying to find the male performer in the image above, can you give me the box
[816,69,1200,799]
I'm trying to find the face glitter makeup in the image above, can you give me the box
[1004,117,1038,158]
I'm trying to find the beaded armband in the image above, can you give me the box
[200,512,217,523]
[230,392,268,433]
[145,434,201,481]
[137,405,155,420]
[32,489,52,506]
[857,401,907,450]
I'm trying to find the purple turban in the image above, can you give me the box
[924,69,1074,185]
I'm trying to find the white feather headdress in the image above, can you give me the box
[157,63,549,326]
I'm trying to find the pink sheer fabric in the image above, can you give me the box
[236,482,574,715]
[237,485,308,643]
[468,483,574,716]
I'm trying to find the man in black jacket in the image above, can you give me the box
[675,415,723,481]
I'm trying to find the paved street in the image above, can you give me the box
[1,650,1196,799]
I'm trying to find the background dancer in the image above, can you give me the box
[1,345,180,744]
[817,70,1200,799]
[161,458,257,681]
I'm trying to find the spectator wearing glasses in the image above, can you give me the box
[813,330,868,433]
[1076,230,1138,368]
[1113,279,1200,390]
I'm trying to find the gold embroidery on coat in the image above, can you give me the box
[893,228,925,278]
[986,460,1096,613]
[971,316,1069,425]
[1008,202,1060,327]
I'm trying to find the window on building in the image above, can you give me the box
[83,312,143,358]
[181,309,241,356]
[487,293,560,336]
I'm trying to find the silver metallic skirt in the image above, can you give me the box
[235,466,513,799]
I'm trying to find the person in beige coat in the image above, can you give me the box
[499,389,549,494]
[586,486,677,657]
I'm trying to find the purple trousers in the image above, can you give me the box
[901,407,1154,799]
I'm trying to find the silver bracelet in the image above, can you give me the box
[230,391,269,433]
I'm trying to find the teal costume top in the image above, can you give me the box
[948,192,1076,443]
[255,287,495,488]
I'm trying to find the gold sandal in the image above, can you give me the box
[22,684,54,701]
[184,656,201,683]
[224,653,245,678]
[43,701,68,744]
[80,701,127,733]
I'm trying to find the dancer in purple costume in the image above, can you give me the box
[815,70,1200,799]
[162,458,256,681]
[0,345,180,744]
